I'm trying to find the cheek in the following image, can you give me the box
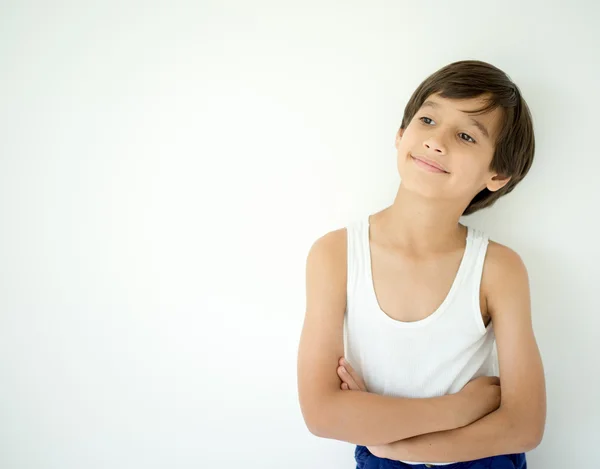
[456,161,478,177]
[396,152,413,178]
[453,162,492,191]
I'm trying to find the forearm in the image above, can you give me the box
[310,390,464,446]
[379,407,537,463]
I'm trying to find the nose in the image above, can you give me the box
[423,135,447,154]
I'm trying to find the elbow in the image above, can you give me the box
[302,409,327,438]
[520,424,545,452]
[306,419,328,439]
[499,407,545,453]
[509,413,545,452]
[300,408,319,436]
[300,394,336,439]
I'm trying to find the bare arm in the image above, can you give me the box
[372,244,546,461]
[297,230,493,446]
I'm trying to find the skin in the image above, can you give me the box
[331,92,547,461]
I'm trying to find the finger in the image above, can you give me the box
[341,359,367,389]
[339,357,354,372]
[338,358,368,391]
[340,358,360,381]
[337,365,353,383]
[337,366,361,391]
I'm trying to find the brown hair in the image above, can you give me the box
[400,60,535,215]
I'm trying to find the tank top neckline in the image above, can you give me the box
[364,215,474,329]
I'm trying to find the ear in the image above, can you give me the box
[395,128,404,148]
[486,173,511,192]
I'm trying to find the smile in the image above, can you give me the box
[410,154,450,174]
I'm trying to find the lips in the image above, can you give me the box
[410,154,449,173]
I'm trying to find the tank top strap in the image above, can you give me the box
[459,226,491,334]
[463,227,490,286]
[345,218,369,304]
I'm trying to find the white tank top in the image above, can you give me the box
[343,216,498,466]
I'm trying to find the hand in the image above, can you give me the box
[458,375,501,426]
[336,357,368,392]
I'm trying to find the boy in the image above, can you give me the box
[297,60,546,468]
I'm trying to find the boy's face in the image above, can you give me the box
[395,92,509,206]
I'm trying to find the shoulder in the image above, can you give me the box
[305,227,348,285]
[308,227,347,258]
[307,227,347,264]
[485,240,526,274]
[482,240,531,317]
[484,240,529,280]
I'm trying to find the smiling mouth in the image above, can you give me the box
[410,154,450,174]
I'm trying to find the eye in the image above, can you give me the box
[459,132,476,144]
[419,116,477,144]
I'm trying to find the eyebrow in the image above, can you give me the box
[421,100,490,140]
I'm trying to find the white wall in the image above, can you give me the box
[1,1,598,468]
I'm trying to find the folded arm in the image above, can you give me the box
[374,244,546,462]
[297,230,476,446]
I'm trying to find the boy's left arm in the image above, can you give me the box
[372,244,547,463]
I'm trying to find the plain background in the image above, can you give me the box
[1,1,599,468]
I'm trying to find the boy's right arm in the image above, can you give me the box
[297,229,499,447]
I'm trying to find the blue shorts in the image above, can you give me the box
[355,445,527,469]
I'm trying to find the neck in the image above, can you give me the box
[376,184,468,253]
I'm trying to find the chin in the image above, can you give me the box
[398,165,442,194]
[399,177,446,200]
